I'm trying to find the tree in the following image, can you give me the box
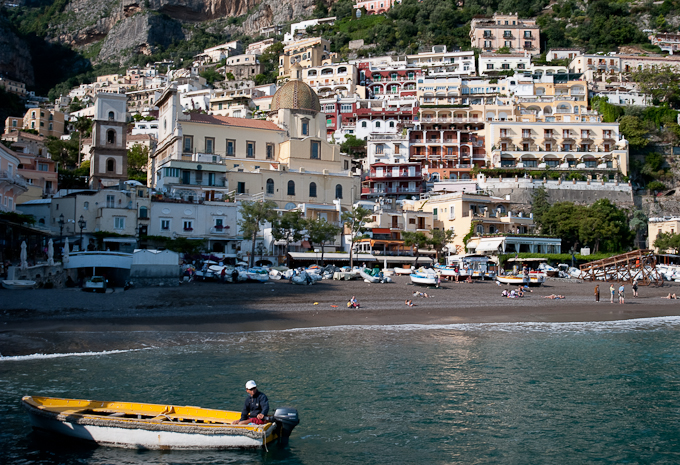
[271,211,307,259]
[628,209,648,250]
[199,68,225,85]
[306,217,341,264]
[579,199,631,253]
[46,136,80,168]
[127,144,149,182]
[429,228,455,263]
[402,231,430,268]
[633,66,680,108]
[618,115,651,149]
[654,232,680,254]
[339,134,366,158]
[238,200,278,267]
[531,186,550,232]
[540,201,584,252]
[341,206,372,268]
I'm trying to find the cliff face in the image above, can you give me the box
[98,12,186,63]
[146,0,261,21]
[0,19,34,87]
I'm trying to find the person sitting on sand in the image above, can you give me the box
[501,289,509,297]
[516,288,524,298]
[465,275,473,284]
[664,293,677,299]
[405,299,414,307]
[508,290,517,298]
[347,296,360,308]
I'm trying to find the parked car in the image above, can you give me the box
[83,276,107,293]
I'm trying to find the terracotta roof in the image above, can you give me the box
[5,131,47,142]
[127,133,154,141]
[189,113,283,131]
[81,138,92,145]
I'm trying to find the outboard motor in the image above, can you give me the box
[266,407,299,446]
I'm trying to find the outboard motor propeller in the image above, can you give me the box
[266,407,299,446]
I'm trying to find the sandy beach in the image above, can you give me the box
[1,276,679,356]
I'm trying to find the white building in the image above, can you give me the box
[479,53,531,75]
[283,17,336,43]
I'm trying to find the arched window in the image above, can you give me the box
[489,225,496,234]
[107,129,116,144]
[107,159,115,172]
[475,224,484,235]
[266,178,274,195]
[108,111,115,121]
[335,184,343,199]
[496,205,506,215]
[375,121,381,128]
[309,182,317,197]
[287,180,295,196]
[361,121,367,128]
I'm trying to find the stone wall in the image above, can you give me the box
[479,176,635,208]
[6,263,76,288]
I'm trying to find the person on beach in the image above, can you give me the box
[413,291,429,298]
[405,299,414,307]
[232,380,269,425]
[455,268,460,282]
[664,293,677,299]
[595,284,600,302]
[632,280,639,298]
[466,275,473,284]
[609,284,615,303]
[618,284,625,304]
[347,296,359,308]
[543,294,565,299]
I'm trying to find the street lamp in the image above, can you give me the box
[78,215,86,248]
[58,214,65,253]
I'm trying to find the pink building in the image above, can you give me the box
[0,144,28,212]
[354,0,400,15]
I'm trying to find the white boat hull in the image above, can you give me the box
[2,280,36,290]
[496,274,545,286]
[394,268,413,275]
[26,410,271,450]
[359,269,380,283]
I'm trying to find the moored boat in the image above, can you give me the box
[21,395,299,450]
[2,279,36,290]
[496,272,546,286]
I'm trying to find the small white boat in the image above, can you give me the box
[496,272,546,286]
[291,271,315,285]
[359,268,381,283]
[410,268,438,286]
[22,395,299,450]
[394,267,413,275]
[1,279,36,290]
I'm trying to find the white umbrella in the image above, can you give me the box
[47,239,55,266]
[20,241,28,270]
[63,238,70,264]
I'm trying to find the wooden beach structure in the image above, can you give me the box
[579,249,663,286]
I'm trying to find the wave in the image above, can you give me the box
[0,348,153,362]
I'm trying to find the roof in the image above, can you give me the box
[19,198,52,205]
[189,113,283,131]
[14,131,46,142]
[127,134,154,141]
[271,79,321,113]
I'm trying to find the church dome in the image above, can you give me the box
[271,79,321,113]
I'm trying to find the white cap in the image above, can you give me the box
[245,380,257,390]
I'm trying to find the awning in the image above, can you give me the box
[287,252,377,262]
[379,256,434,264]
[475,238,505,253]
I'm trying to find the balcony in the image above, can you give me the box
[210,226,231,234]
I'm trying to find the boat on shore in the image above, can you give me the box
[410,268,438,286]
[1,279,36,290]
[496,272,546,286]
[21,396,299,450]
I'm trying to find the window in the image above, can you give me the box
[183,220,193,231]
[266,178,274,194]
[139,206,148,219]
[563,129,570,138]
[487,64,494,70]
[38,163,48,171]
[287,180,295,196]
[84,201,89,210]
[340,104,352,113]
[344,160,349,170]
[309,182,317,197]
[301,119,309,136]
[107,130,116,144]
[184,136,193,153]
[226,139,235,156]
[376,121,381,128]
[394,144,400,154]
[205,137,215,154]
[524,31,532,38]
[361,121,367,128]
[389,121,395,128]
[164,167,180,177]
[108,111,115,120]
[208,173,216,186]
[106,195,115,208]
[475,224,484,234]
[335,184,343,199]
[114,217,125,230]
[237,182,246,194]
[266,143,275,159]
[107,159,115,172]
[215,218,224,229]
[376,144,384,155]
[311,141,320,159]
[501,64,510,70]
[246,141,255,158]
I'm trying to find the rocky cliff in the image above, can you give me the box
[0,19,34,86]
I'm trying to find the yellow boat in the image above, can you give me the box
[21,396,299,450]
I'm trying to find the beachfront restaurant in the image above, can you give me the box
[467,235,562,255]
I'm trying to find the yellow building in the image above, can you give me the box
[648,217,680,252]
[278,37,336,83]
[21,108,65,138]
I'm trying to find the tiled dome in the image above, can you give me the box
[271,79,321,113]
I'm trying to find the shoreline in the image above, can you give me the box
[2,277,679,357]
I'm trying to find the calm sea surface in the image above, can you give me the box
[2,318,680,464]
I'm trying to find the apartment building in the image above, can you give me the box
[648,217,680,252]
[485,121,629,175]
[209,87,262,118]
[363,132,424,199]
[354,0,401,15]
[303,63,358,98]
[479,53,531,75]
[569,53,680,91]
[224,54,263,80]
[0,144,28,212]
[406,47,476,76]
[197,41,242,63]
[2,131,57,198]
[512,74,593,123]
[470,13,540,55]
[546,48,583,62]
[357,61,419,99]
[246,38,275,56]
[411,192,559,255]
[278,37,336,82]
[0,75,27,97]
[649,33,680,55]
[21,108,65,138]
[284,17,337,43]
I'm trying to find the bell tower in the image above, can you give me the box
[89,93,128,189]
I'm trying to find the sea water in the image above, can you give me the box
[2,317,680,464]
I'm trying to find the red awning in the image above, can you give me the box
[301,241,311,248]
[373,228,391,234]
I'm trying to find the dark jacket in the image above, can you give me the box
[240,391,269,421]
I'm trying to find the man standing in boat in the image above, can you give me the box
[232,380,269,425]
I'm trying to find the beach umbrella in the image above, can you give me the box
[63,238,70,264]
[47,239,55,266]
[20,241,28,270]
